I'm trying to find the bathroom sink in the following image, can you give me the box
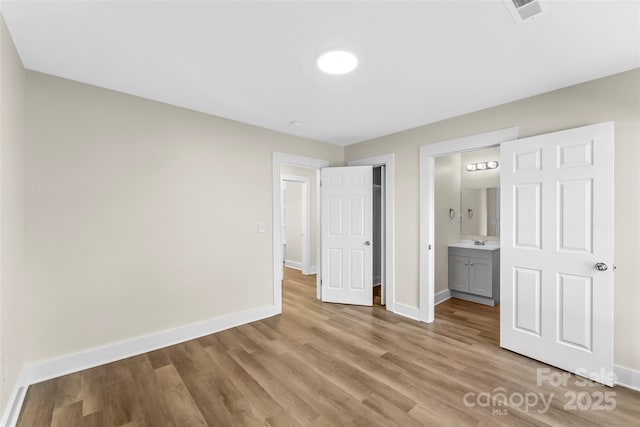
[448,242,500,251]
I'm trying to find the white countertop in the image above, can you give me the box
[448,241,500,251]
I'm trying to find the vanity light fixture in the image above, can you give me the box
[466,161,499,172]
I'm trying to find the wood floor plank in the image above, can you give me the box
[228,347,320,425]
[203,342,284,421]
[16,378,58,426]
[179,369,238,426]
[52,373,83,410]
[154,364,208,426]
[128,354,177,427]
[50,400,83,427]
[15,267,640,426]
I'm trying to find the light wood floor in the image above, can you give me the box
[17,268,640,426]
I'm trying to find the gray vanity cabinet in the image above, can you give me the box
[448,255,470,292]
[468,257,492,297]
[448,246,500,306]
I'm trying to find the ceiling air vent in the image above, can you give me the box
[505,0,546,22]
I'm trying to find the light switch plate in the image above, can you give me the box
[259,222,265,233]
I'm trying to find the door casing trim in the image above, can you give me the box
[418,127,518,322]
[273,152,329,311]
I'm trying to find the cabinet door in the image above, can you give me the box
[469,257,492,297]
[448,255,469,292]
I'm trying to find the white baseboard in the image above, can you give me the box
[284,260,302,270]
[392,302,420,321]
[1,369,27,427]
[435,289,451,305]
[615,364,640,392]
[24,304,278,385]
[302,265,318,276]
[449,290,496,307]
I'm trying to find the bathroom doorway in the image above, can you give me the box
[418,127,518,322]
[432,147,503,345]
[433,147,501,309]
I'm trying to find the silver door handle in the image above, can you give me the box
[595,262,608,271]
[364,241,371,246]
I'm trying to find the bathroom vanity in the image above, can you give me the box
[448,242,500,306]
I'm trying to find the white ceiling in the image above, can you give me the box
[2,1,639,145]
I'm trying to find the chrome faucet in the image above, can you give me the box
[474,240,486,246]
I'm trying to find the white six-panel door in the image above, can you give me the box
[321,166,373,306]
[500,122,614,385]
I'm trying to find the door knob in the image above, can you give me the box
[364,241,371,246]
[595,262,608,271]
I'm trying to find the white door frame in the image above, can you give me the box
[273,152,329,313]
[418,128,518,322]
[348,153,395,312]
[281,174,311,274]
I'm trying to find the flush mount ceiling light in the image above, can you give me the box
[317,50,358,75]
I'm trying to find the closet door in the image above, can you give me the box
[320,166,373,306]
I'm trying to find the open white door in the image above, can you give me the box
[321,166,373,306]
[500,122,614,385]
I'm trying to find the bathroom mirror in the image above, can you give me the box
[460,187,500,237]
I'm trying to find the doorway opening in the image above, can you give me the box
[281,173,311,275]
[347,153,395,312]
[419,128,518,322]
[372,165,385,306]
[433,147,502,345]
[272,153,328,313]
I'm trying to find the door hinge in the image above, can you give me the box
[320,180,323,187]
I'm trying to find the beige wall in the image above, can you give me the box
[0,15,26,415]
[24,71,342,362]
[345,68,640,371]
[434,154,460,294]
[283,180,303,264]
[281,165,319,269]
